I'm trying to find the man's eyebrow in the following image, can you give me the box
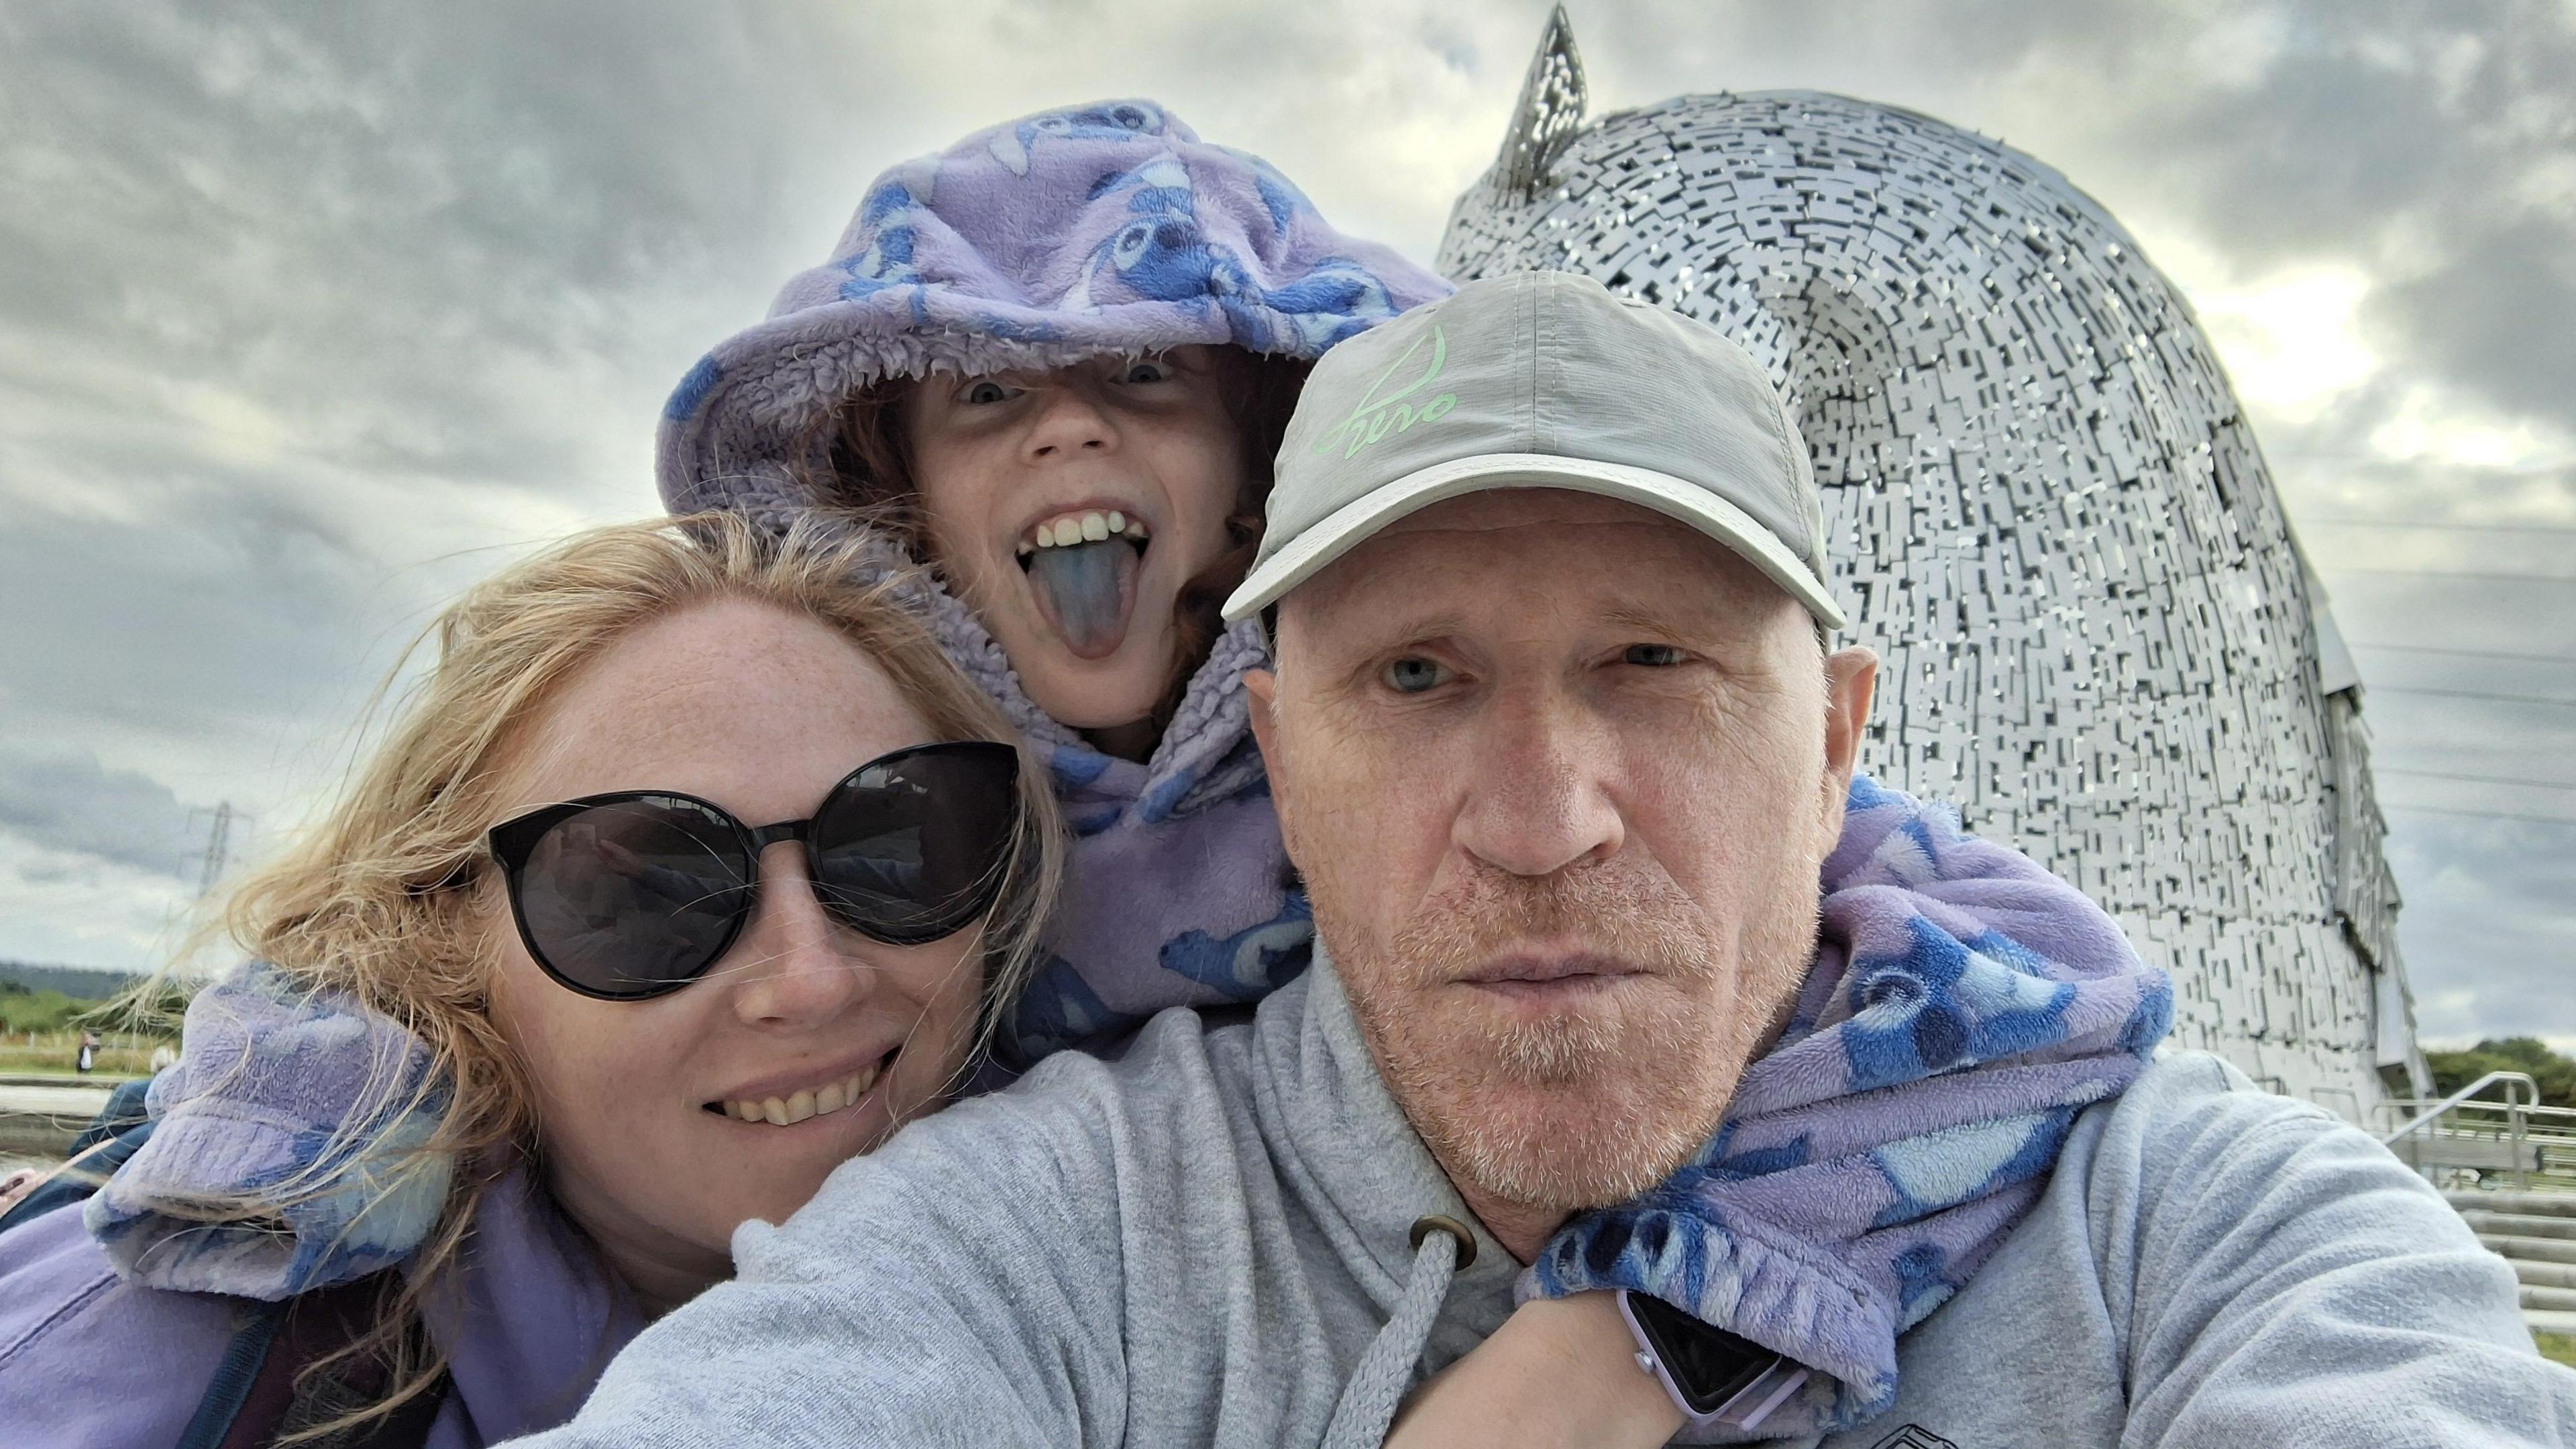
[1600,602,1717,639]
[1322,608,1469,647]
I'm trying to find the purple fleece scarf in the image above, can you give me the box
[85,965,450,1299]
[1525,775,2174,1439]
[655,100,1450,1063]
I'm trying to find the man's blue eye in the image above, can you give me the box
[1623,643,1686,667]
[1385,658,1446,693]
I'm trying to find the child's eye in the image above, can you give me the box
[961,380,1021,406]
[1620,643,1688,667]
[1114,358,1175,385]
[1383,657,1450,694]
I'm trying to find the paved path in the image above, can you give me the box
[0,1083,111,1118]
[0,1083,111,1161]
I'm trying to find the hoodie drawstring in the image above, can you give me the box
[1320,1216,1477,1449]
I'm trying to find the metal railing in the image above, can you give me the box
[2376,1071,2576,1192]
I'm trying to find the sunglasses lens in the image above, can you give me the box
[810,745,1018,944]
[513,797,751,998]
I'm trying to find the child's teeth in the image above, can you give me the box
[816,1080,845,1114]
[1026,511,1148,553]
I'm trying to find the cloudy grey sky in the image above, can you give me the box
[3,1,2569,1046]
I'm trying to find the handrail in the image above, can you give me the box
[2378,1071,2538,1147]
[2381,1097,2576,1124]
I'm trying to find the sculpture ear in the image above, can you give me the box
[1493,4,1589,198]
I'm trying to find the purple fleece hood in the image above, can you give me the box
[658,99,1451,521]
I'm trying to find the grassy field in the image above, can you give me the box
[0,1030,168,1079]
[2540,1332,2576,1370]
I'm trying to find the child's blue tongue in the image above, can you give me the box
[1026,538,1137,660]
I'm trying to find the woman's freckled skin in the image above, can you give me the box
[479,598,985,1311]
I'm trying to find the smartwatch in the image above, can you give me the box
[1616,1289,1811,1432]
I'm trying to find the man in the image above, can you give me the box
[522,273,2570,1448]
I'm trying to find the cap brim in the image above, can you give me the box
[1222,452,1849,632]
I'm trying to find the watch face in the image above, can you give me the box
[1625,1291,1778,1415]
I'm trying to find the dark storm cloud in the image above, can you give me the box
[1584,1,2576,439]
[0,485,415,743]
[0,1,805,495]
[2372,215,2576,435]
[2385,815,2576,1046]
[2151,5,2576,435]
[0,744,203,880]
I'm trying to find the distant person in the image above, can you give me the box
[71,1031,97,1075]
[0,515,1063,1446]
[148,1042,176,1074]
[520,274,2575,1448]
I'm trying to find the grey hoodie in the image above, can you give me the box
[515,953,2574,1448]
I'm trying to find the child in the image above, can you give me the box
[659,100,1451,1060]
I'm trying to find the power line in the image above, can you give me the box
[2382,802,2576,828]
[2319,566,2576,584]
[2302,517,2576,537]
[2377,767,2576,792]
[2351,642,2576,666]
[2367,684,2576,708]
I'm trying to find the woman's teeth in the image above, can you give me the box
[717,1058,885,1127]
[1016,508,1148,557]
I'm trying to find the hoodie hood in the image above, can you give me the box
[657,98,1452,523]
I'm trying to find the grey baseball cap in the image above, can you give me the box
[1222,270,1846,632]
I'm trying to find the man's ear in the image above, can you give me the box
[1243,666,1292,839]
[1821,645,1878,795]
[1243,666,1282,773]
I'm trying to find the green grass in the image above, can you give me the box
[0,1033,168,1079]
[2539,1332,2576,1370]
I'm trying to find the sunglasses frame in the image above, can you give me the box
[486,739,1022,1002]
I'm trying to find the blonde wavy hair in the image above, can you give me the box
[145,511,1064,1440]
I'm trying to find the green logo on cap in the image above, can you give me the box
[1313,326,1458,460]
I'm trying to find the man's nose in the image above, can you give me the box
[1450,687,1626,877]
[1022,382,1118,461]
[725,843,867,1030]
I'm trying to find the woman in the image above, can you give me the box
[0,513,1061,1446]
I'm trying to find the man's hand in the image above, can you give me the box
[1385,1292,1684,1449]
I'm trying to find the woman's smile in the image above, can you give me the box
[705,1041,896,1123]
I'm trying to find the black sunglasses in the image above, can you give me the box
[486,741,1021,1001]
